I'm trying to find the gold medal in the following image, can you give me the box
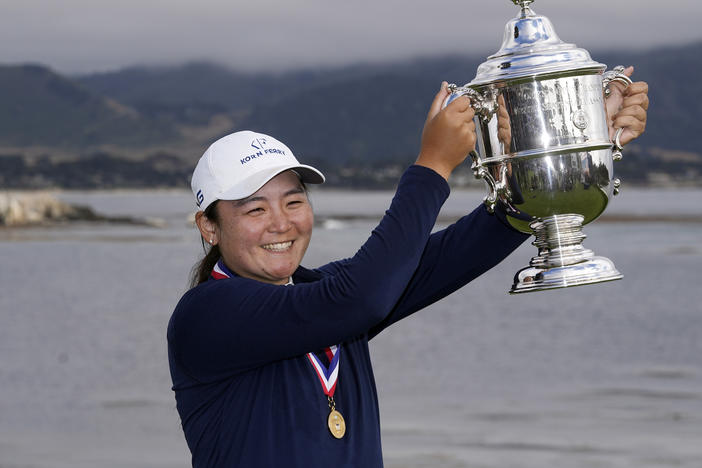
[328,409,346,439]
[307,348,346,439]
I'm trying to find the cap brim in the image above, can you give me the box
[290,164,325,185]
[218,164,325,201]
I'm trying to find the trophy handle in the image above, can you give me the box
[445,84,503,213]
[468,155,513,213]
[612,127,625,162]
[470,150,498,213]
[602,65,633,95]
[613,177,621,196]
[444,84,498,123]
[602,65,633,162]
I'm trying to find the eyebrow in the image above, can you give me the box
[235,187,306,207]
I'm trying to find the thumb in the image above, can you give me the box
[426,81,449,123]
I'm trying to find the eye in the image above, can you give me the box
[287,195,307,208]
[246,207,265,215]
[288,200,309,210]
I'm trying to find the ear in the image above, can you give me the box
[195,211,217,245]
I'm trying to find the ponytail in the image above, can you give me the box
[190,244,221,287]
[189,201,221,288]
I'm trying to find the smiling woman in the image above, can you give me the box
[196,171,314,285]
[166,88,522,467]
[166,80,648,468]
[187,130,323,286]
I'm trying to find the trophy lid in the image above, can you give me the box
[471,1,605,86]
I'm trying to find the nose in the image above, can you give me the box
[268,207,292,233]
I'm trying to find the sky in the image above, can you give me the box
[1,0,700,74]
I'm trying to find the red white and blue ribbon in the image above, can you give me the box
[211,260,230,280]
[211,259,341,396]
[306,345,341,397]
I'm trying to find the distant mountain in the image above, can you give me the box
[237,42,702,162]
[76,62,271,124]
[73,42,702,162]
[74,61,441,125]
[1,41,701,188]
[0,64,177,148]
[73,57,485,165]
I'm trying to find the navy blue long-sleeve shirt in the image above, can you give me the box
[167,165,528,467]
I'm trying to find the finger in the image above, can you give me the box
[622,89,648,104]
[462,104,476,123]
[498,128,510,142]
[613,116,646,141]
[619,127,644,146]
[612,115,646,128]
[614,102,647,119]
[607,66,635,97]
[461,123,478,150]
[446,94,472,113]
[426,81,450,123]
[614,112,646,128]
[625,81,648,98]
[614,105,647,123]
[498,118,511,133]
[622,92,649,111]
[626,81,647,93]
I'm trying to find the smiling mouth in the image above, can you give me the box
[261,241,293,252]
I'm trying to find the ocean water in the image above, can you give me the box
[1,187,701,468]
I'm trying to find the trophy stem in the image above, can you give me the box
[510,214,623,294]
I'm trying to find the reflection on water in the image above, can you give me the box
[1,189,701,468]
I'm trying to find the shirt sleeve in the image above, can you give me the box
[368,204,530,338]
[168,165,450,381]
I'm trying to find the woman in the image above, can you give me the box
[168,77,648,467]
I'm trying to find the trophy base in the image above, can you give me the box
[510,256,623,294]
[509,214,623,294]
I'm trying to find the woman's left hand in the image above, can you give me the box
[606,65,649,146]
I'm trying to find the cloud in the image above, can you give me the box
[1,0,700,73]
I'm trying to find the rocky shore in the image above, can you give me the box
[0,192,163,227]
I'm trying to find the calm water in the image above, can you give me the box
[1,187,701,468]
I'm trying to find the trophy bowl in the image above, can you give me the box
[446,0,632,293]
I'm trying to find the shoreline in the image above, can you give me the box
[3,189,702,228]
[0,192,164,228]
[5,182,702,194]
[316,213,702,225]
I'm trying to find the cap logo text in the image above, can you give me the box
[240,138,286,165]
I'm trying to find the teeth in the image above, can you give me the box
[262,241,293,252]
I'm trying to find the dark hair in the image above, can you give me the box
[189,201,221,288]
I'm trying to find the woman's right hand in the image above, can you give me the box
[415,81,477,181]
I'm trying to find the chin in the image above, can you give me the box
[268,265,298,282]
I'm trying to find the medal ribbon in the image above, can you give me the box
[210,259,342,397]
[211,260,231,280]
[306,345,341,397]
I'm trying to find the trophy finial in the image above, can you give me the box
[511,0,535,18]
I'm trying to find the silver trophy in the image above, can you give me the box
[446,0,633,293]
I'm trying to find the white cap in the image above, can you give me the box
[191,130,325,211]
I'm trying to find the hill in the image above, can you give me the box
[0,64,177,148]
[0,41,701,189]
[73,42,702,162]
